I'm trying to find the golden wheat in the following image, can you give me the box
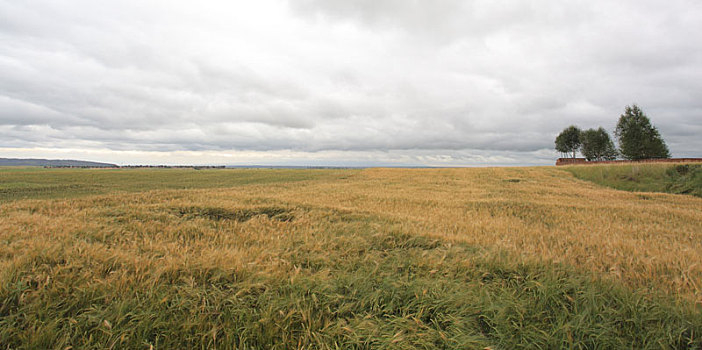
[2,167,700,304]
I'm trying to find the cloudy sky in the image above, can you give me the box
[1,0,700,166]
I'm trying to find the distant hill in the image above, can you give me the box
[0,158,117,167]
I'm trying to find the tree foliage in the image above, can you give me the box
[615,105,670,160]
[555,125,582,158]
[580,127,618,161]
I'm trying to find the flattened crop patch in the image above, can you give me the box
[175,206,294,222]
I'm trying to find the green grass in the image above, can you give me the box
[562,163,702,197]
[0,167,355,201]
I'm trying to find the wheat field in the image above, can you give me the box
[1,166,701,348]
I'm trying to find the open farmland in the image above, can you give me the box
[1,166,701,348]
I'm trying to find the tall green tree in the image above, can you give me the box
[555,125,582,158]
[614,105,671,160]
[580,127,618,161]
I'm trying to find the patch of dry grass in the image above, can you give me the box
[0,167,700,348]
[220,167,700,300]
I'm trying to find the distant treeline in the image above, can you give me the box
[120,165,227,169]
[45,165,227,169]
[556,104,671,161]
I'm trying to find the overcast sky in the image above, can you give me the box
[1,0,700,166]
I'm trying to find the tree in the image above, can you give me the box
[614,105,670,160]
[555,125,582,158]
[580,127,618,161]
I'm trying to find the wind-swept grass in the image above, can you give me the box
[1,167,700,348]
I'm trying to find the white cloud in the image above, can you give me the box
[0,0,700,165]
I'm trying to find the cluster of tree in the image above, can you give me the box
[555,104,670,161]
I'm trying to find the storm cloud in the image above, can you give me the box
[1,0,700,165]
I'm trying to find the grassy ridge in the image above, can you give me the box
[1,167,701,348]
[562,163,702,197]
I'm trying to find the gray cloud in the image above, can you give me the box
[0,0,700,165]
